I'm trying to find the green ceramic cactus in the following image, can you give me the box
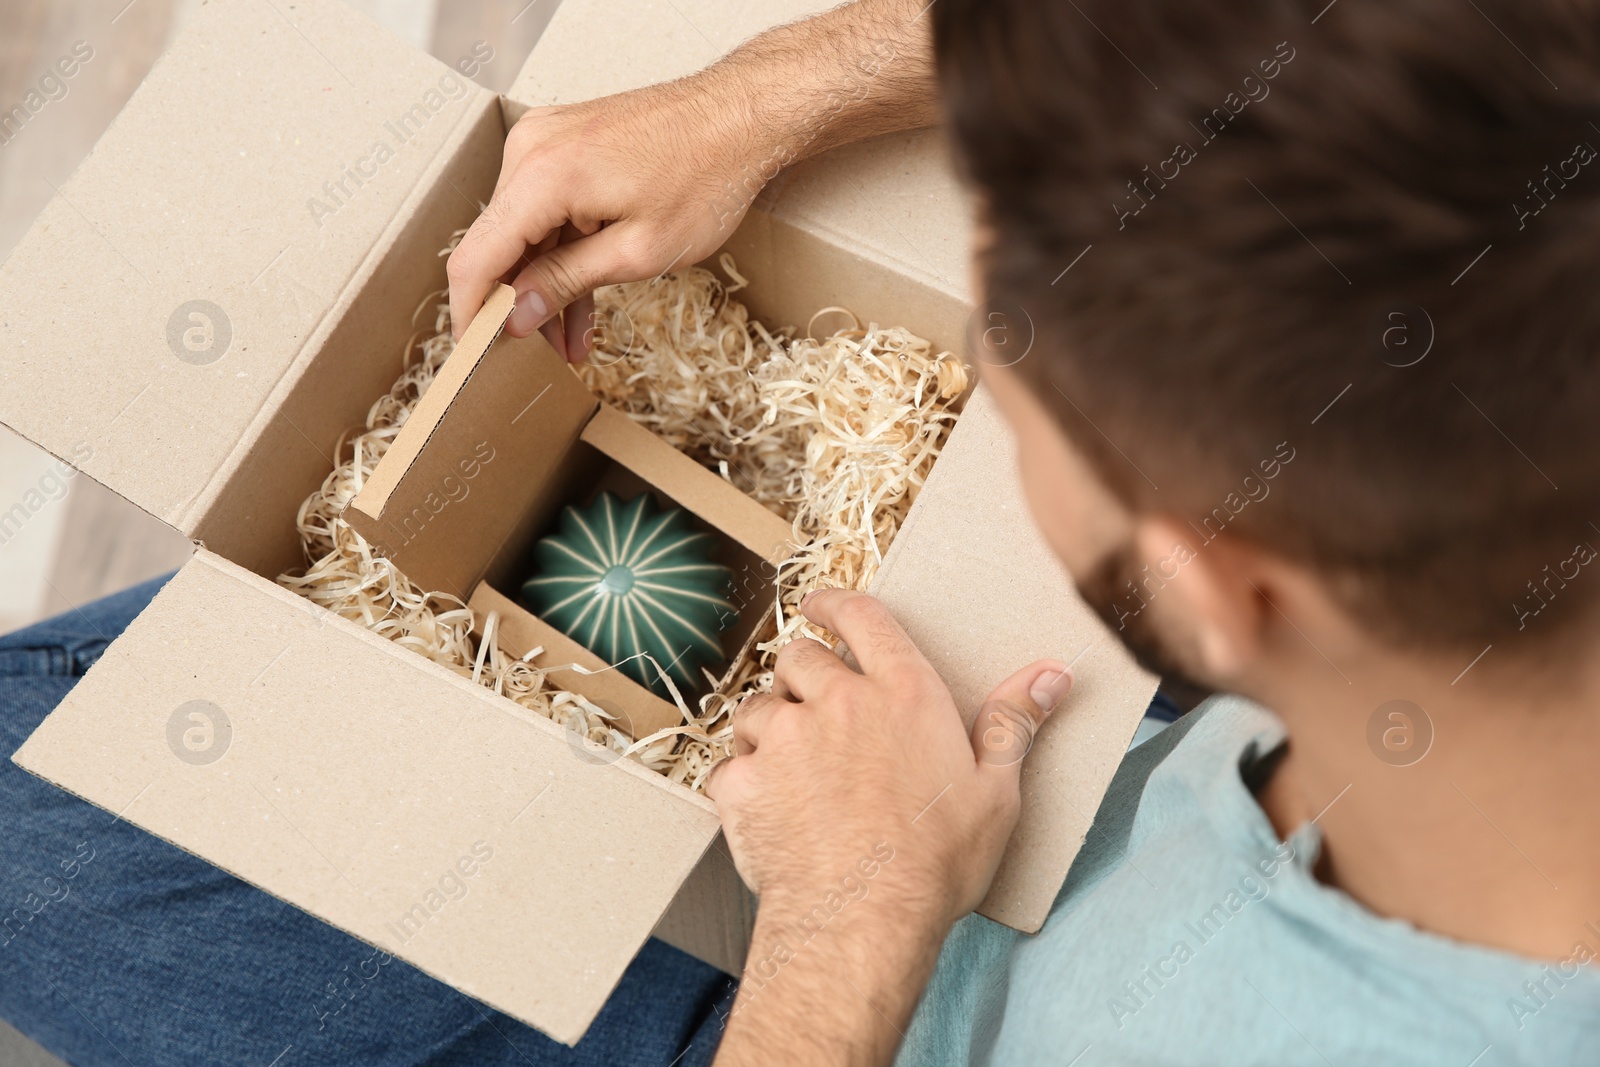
[521,492,736,696]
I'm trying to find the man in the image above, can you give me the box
[449,0,1600,1061]
[2,0,1595,1064]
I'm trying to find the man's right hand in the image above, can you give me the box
[445,0,940,362]
[446,78,762,361]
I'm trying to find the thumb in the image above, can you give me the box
[970,659,1073,772]
[506,226,628,338]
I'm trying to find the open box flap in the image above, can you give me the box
[867,385,1159,932]
[740,130,971,353]
[11,549,721,1045]
[0,0,491,537]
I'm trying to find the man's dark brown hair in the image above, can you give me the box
[933,0,1600,651]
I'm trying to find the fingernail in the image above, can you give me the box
[1030,670,1073,713]
[510,288,548,335]
[800,589,819,611]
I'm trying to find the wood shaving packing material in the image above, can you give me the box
[278,241,966,792]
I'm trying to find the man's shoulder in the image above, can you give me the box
[990,697,1594,1066]
[1062,695,1282,902]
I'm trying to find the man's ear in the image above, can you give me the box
[1132,517,1268,683]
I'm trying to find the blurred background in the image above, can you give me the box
[0,0,557,637]
[0,1,558,1061]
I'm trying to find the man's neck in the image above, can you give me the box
[1251,644,1600,962]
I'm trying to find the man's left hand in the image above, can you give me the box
[707,589,1073,1065]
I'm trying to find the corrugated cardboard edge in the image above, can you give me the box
[349,283,517,519]
[338,265,600,599]
[651,832,757,976]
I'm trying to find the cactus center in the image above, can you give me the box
[599,564,636,595]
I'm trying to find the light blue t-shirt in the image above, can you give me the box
[897,697,1600,1065]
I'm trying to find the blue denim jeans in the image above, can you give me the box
[0,575,735,1066]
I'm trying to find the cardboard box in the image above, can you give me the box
[342,280,795,739]
[0,0,1157,1045]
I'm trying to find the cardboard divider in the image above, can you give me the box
[354,283,519,509]
[470,582,684,741]
[579,405,793,563]
[343,282,600,601]
[463,424,784,729]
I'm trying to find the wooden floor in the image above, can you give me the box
[0,0,556,1061]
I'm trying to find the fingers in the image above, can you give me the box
[447,185,571,342]
[799,589,921,676]
[772,636,850,701]
[505,225,629,338]
[970,659,1072,774]
[731,692,786,755]
[531,228,598,361]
